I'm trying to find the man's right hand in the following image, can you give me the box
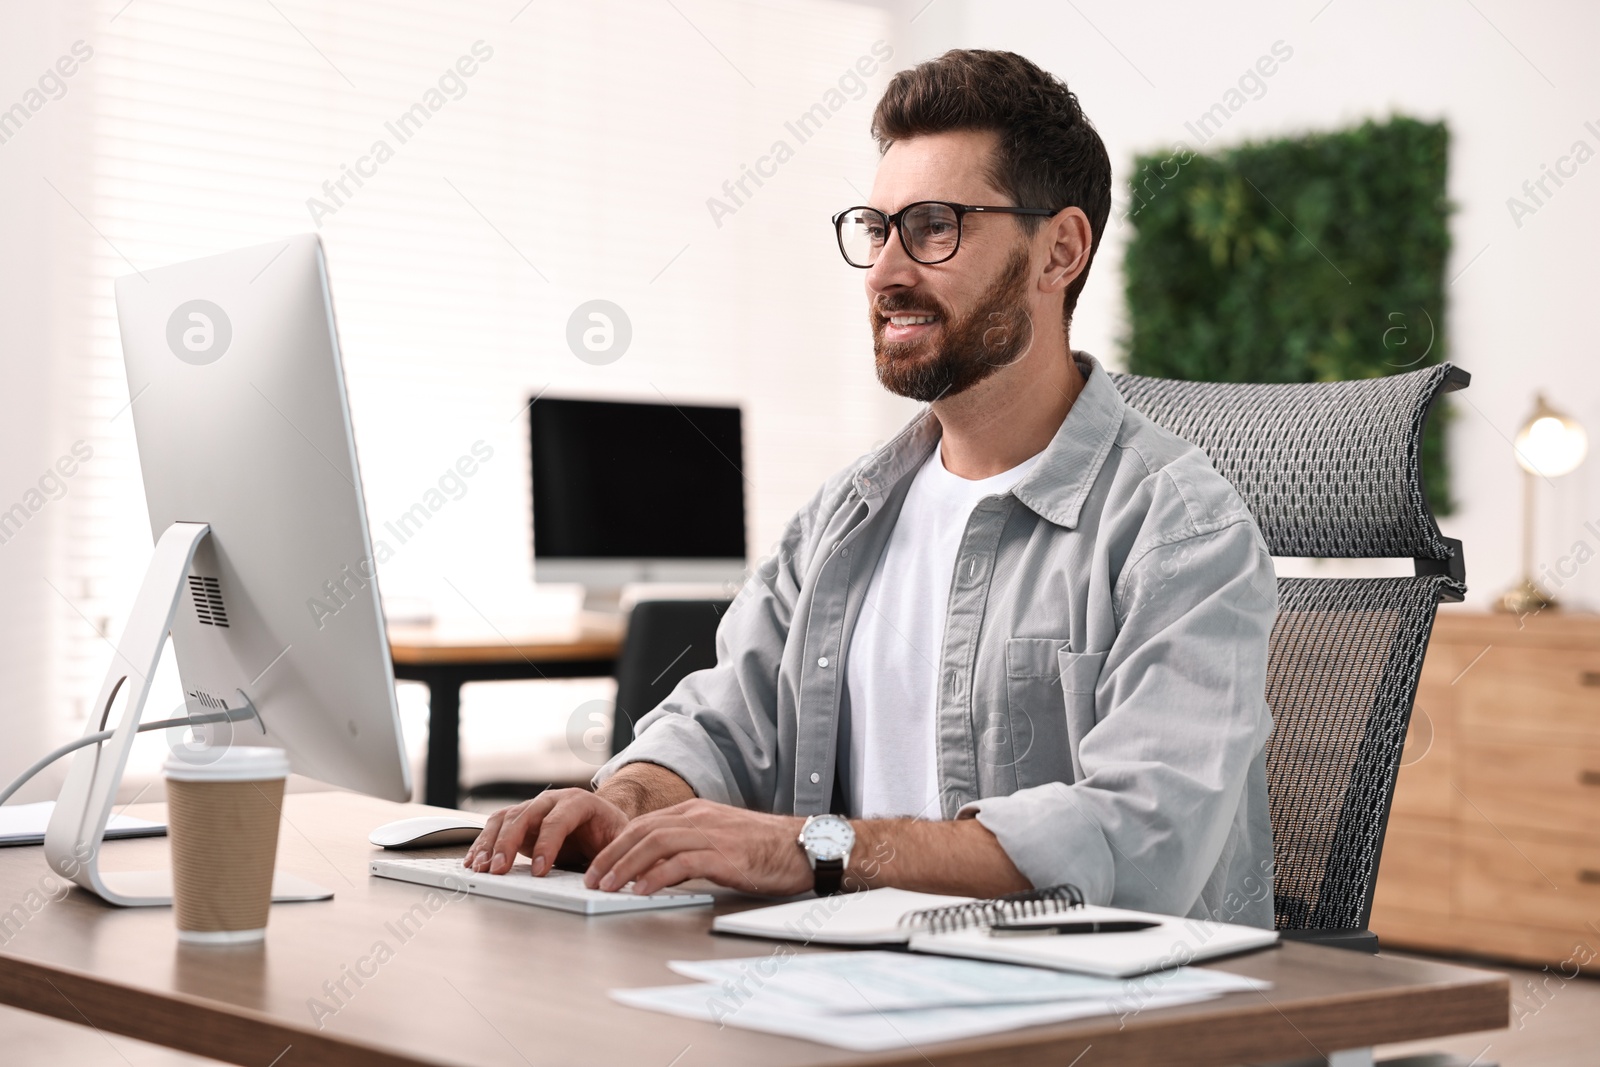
[462,763,697,878]
[464,789,629,877]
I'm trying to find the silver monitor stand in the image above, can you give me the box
[44,523,331,906]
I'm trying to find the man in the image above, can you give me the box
[466,49,1279,926]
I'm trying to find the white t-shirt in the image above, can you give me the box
[844,440,1044,819]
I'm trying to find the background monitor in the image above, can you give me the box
[114,233,411,803]
[529,396,748,597]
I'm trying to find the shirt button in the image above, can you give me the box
[810,772,821,784]
[817,656,829,667]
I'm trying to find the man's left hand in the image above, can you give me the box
[582,798,813,897]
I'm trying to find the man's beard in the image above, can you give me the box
[871,246,1035,404]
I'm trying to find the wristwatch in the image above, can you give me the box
[797,813,856,897]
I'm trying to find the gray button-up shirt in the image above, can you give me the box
[595,352,1279,928]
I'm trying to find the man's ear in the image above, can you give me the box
[1038,207,1093,295]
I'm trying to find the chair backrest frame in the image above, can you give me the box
[610,598,732,757]
[1108,362,1469,940]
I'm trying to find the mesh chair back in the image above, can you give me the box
[1109,363,1467,937]
[1261,575,1455,930]
[1110,364,1459,562]
[610,598,733,757]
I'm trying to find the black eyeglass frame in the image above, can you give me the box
[831,200,1060,268]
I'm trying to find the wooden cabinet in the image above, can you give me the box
[1370,611,1600,970]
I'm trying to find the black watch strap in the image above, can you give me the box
[813,857,844,897]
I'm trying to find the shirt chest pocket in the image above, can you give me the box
[1002,638,1108,790]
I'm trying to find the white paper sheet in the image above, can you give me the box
[0,801,165,847]
[666,950,1268,1013]
[610,979,1215,1052]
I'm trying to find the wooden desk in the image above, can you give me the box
[0,792,1507,1067]
[388,616,624,807]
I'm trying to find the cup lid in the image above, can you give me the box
[163,745,291,782]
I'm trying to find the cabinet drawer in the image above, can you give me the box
[1389,680,1456,820]
[1418,639,1479,686]
[1456,646,1600,742]
[1456,832,1600,931]
[1371,822,1452,920]
[1456,740,1600,839]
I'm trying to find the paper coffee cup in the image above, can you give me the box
[162,746,291,945]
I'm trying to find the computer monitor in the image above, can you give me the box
[44,234,411,906]
[529,396,747,603]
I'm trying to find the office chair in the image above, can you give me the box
[1110,362,1469,954]
[460,598,732,802]
[609,598,734,757]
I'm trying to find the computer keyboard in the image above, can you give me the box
[368,856,715,915]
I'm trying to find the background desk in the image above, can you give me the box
[389,617,624,807]
[0,791,1506,1067]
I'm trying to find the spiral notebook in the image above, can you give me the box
[712,884,1277,978]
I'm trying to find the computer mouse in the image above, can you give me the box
[368,814,487,850]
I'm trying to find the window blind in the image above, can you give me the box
[62,0,908,736]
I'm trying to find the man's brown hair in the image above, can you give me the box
[870,49,1112,331]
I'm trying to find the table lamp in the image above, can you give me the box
[1498,392,1588,613]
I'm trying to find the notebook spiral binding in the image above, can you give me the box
[898,883,1085,935]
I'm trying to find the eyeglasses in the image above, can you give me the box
[831,200,1058,268]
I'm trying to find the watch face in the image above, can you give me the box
[802,815,855,862]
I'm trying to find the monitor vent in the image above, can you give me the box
[188,575,229,627]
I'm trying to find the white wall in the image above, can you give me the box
[0,0,917,795]
[876,0,1600,612]
[0,1,94,798]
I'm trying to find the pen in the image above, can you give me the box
[987,919,1160,937]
